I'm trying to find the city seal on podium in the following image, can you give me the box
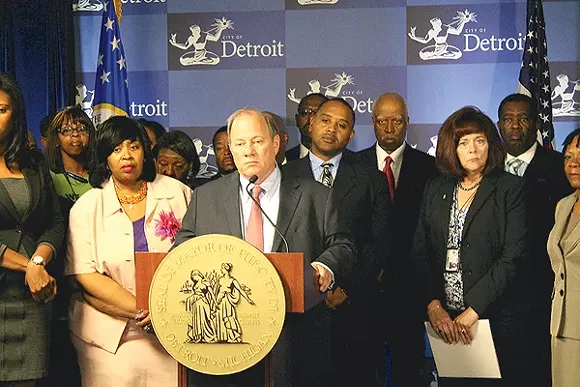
[149,234,286,375]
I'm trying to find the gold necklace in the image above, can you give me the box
[114,181,147,209]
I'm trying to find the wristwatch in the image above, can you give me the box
[30,256,45,266]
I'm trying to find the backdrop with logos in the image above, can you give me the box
[73,0,580,170]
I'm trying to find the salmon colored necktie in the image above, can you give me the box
[245,186,264,251]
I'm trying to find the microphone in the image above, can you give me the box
[245,175,289,254]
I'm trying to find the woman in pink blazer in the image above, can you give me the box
[65,117,191,386]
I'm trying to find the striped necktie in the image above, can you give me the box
[320,163,334,187]
[506,158,525,177]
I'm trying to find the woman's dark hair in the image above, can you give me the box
[90,116,156,188]
[436,106,506,177]
[153,130,201,177]
[562,128,580,153]
[0,73,35,170]
[45,106,96,173]
[136,119,166,143]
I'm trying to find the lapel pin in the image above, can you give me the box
[442,194,447,200]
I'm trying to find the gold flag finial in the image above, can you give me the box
[113,0,123,23]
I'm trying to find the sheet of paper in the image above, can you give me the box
[425,319,501,379]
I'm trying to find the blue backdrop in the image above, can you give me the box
[73,0,580,171]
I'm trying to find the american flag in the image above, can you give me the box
[92,1,130,126]
[517,0,553,149]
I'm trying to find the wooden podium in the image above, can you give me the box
[135,251,324,387]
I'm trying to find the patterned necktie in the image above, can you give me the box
[383,156,395,201]
[506,158,525,177]
[320,163,334,187]
[245,186,264,251]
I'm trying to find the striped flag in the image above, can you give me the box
[516,0,554,149]
[92,1,129,126]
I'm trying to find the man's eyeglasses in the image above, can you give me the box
[298,108,317,117]
[59,125,89,136]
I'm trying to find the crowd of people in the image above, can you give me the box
[0,70,579,387]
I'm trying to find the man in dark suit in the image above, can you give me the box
[285,93,327,161]
[357,93,438,387]
[284,98,391,387]
[497,93,573,387]
[174,107,356,387]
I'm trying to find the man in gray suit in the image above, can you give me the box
[174,107,356,387]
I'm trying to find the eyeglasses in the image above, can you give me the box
[59,125,88,136]
[298,108,317,117]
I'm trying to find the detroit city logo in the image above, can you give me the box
[75,82,168,121]
[287,72,374,115]
[73,0,164,11]
[169,17,284,67]
[408,9,524,62]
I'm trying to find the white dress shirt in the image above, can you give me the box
[505,142,537,176]
[376,142,406,188]
[309,152,343,184]
[299,143,310,159]
[238,165,335,286]
[239,167,281,253]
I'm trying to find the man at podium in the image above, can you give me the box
[173,107,356,387]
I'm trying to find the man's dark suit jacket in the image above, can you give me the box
[0,151,64,283]
[521,144,572,303]
[283,153,391,298]
[412,171,529,317]
[356,144,438,308]
[285,144,301,162]
[174,169,355,283]
[173,169,356,387]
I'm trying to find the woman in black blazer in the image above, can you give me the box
[0,73,64,384]
[413,107,533,387]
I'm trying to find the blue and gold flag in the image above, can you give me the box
[92,1,129,126]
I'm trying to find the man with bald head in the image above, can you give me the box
[357,93,438,387]
[286,93,328,161]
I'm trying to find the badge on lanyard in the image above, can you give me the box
[446,249,460,272]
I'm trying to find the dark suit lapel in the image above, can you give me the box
[332,161,356,203]
[461,175,496,239]
[395,146,414,200]
[222,173,243,238]
[435,178,455,244]
[0,179,21,222]
[272,176,302,252]
[295,157,315,180]
[357,146,378,169]
[523,144,549,185]
[22,167,41,223]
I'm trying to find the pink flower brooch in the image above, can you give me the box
[155,211,181,243]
